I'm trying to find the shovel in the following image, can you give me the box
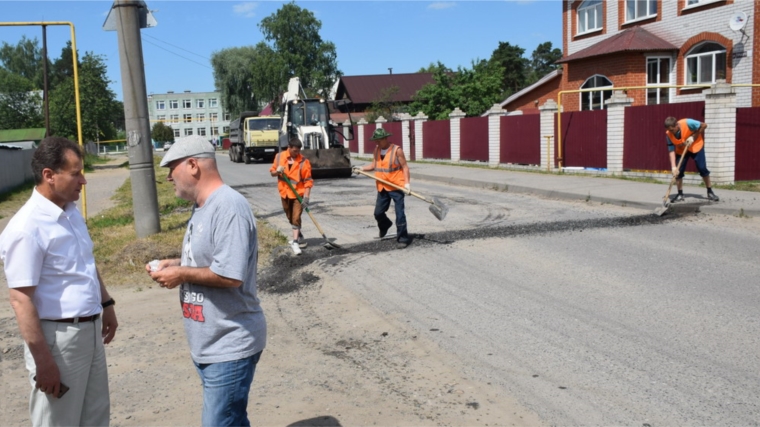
[279,174,342,249]
[353,169,448,221]
[655,139,692,216]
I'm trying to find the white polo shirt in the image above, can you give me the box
[0,189,102,319]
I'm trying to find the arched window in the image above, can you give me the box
[580,75,613,111]
[577,0,602,34]
[685,42,726,85]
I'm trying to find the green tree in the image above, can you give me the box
[49,51,121,142]
[151,121,175,144]
[525,42,562,85]
[408,60,503,120]
[365,86,404,123]
[489,41,527,98]
[210,46,259,118]
[0,36,44,88]
[256,1,340,97]
[417,62,451,74]
[0,68,43,130]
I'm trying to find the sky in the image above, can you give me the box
[0,1,563,101]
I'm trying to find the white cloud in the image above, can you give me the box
[233,2,259,18]
[428,2,456,10]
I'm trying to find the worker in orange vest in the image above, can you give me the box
[270,137,313,255]
[664,116,719,202]
[353,128,412,249]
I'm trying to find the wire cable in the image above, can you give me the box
[142,39,212,69]
[142,33,209,60]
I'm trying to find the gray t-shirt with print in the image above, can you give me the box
[180,184,266,364]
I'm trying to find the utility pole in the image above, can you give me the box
[107,0,160,237]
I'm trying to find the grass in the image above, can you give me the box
[714,181,760,192]
[0,182,36,220]
[86,156,288,287]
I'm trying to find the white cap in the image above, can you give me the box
[160,135,216,167]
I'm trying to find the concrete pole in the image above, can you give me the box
[115,0,160,237]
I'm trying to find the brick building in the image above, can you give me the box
[502,0,759,113]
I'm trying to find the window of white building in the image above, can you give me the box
[224,113,230,121]
[173,128,180,137]
[197,113,205,122]
[580,74,613,111]
[223,126,230,134]
[170,114,179,124]
[685,42,726,85]
[157,115,166,123]
[169,99,178,109]
[210,112,218,123]
[198,127,207,136]
[577,0,602,35]
[184,128,193,136]
[156,100,165,110]
[211,127,219,136]
[209,98,218,108]
[625,0,657,22]
[197,99,205,109]
[646,57,671,105]
[183,99,192,109]
[183,114,193,123]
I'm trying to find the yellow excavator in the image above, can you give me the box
[278,77,354,178]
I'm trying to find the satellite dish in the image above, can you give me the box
[729,11,747,32]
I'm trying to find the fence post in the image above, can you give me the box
[342,119,352,153]
[449,108,466,162]
[413,112,427,160]
[487,104,506,168]
[398,113,413,158]
[357,118,368,156]
[703,80,736,185]
[539,99,558,170]
[605,90,633,174]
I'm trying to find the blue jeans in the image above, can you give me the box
[194,351,262,427]
[374,190,409,243]
[676,149,710,178]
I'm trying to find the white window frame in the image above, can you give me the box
[579,74,613,111]
[184,128,194,136]
[685,0,722,10]
[183,99,192,109]
[209,98,218,108]
[156,100,165,110]
[157,115,166,123]
[577,0,603,35]
[169,99,178,109]
[625,0,657,23]
[210,112,218,123]
[211,127,219,136]
[223,126,230,134]
[196,113,205,122]
[685,42,727,85]
[224,113,231,121]
[196,99,205,109]
[646,56,671,105]
[183,113,193,123]
[170,114,179,124]
[197,127,207,136]
[173,128,180,137]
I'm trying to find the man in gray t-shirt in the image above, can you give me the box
[147,135,266,427]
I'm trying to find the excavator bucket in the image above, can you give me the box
[304,146,352,179]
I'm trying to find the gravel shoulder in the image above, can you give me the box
[0,157,542,426]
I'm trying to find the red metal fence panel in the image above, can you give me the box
[500,114,540,165]
[363,125,376,154]
[735,107,760,181]
[555,110,607,168]
[623,101,704,171]
[422,120,451,159]
[384,122,403,148]
[409,120,416,161]
[460,116,489,162]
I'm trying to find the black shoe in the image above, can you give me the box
[707,192,720,202]
[672,194,685,202]
[379,221,392,238]
[297,232,307,249]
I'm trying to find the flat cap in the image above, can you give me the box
[160,135,216,167]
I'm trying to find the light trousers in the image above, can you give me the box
[24,317,110,427]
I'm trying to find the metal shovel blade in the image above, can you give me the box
[428,197,449,221]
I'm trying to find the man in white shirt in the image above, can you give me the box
[0,136,118,427]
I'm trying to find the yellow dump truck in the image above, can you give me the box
[228,112,281,164]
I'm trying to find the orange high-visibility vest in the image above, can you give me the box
[270,152,313,199]
[373,144,405,192]
[666,119,704,155]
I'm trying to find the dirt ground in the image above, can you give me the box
[0,160,542,426]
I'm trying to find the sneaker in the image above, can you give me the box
[707,192,720,202]
[379,220,393,238]
[289,240,302,255]
[396,241,409,249]
[672,194,685,203]
[297,232,308,249]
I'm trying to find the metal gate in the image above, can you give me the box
[735,107,760,181]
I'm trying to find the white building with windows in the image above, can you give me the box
[147,90,231,142]
[500,0,760,113]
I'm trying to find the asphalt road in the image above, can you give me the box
[218,153,760,426]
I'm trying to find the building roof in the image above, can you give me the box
[0,128,46,143]
[556,26,678,63]
[493,69,563,114]
[334,73,437,104]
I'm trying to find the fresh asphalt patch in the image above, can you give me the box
[259,212,685,295]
